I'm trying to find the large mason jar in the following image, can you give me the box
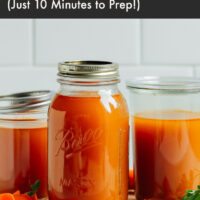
[48,61,129,200]
[127,77,200,200]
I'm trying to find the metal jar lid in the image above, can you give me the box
[58,61,119,79]
[0,90,53,114]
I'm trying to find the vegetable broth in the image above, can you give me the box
[48,93,129,200]
[0,125,47,198]
[133,111,200,200]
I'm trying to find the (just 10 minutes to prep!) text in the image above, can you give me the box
[8,0,140,13]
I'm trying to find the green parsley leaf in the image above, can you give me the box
[182,185,200,200]
[27,180,40,197]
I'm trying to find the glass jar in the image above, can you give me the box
[126,77,200,200]
[48,61,129,200]
[0,91,52,198]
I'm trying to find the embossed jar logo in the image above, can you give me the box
[55,127,103,159]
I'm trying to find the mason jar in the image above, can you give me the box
[126,77,200,200]
[0,91,52,198]
[48,61,129,200]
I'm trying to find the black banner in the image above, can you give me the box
[0,0,200,18]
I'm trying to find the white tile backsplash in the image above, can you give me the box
[0,20,32,65]
[0,66,193,97]
[0,19,199,81]
[0,67,58,95]
[1,19,200,67]
[35,19,140,65]
[142,19,200,65]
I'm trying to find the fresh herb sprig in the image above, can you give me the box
[182,185,200,200]
[27,180,40,197]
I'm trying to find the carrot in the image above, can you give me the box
[0,191,38,200]
[0,193,15,200]
[29,194,37,200]
[13,194,32,200]
[13,191,20,196]
[1,180,40,200]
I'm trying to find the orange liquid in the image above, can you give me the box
[133,111,200,200]
[0,123,47,198]
[48,93,129,200]
[129,169,134,189]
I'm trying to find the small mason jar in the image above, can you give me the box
[48,61,129,200]
[0,91,52,199]
[127,77,200,200]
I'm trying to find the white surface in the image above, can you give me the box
[0,67,57,94]
[35,19,140,65]
[142,20,200,64]
[194,66,200,77]
[0,20,32,65]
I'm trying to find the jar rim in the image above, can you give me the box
[126,77,200,92]
[58,60,119,79]
[0,90,54,114]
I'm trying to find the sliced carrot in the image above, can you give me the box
[0,193,15,200]
[13,194,32,200]
[13,191,20,195]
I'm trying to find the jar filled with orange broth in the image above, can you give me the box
[48,61,129,200]
[0,91,53,199]
[127,77,200,200]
